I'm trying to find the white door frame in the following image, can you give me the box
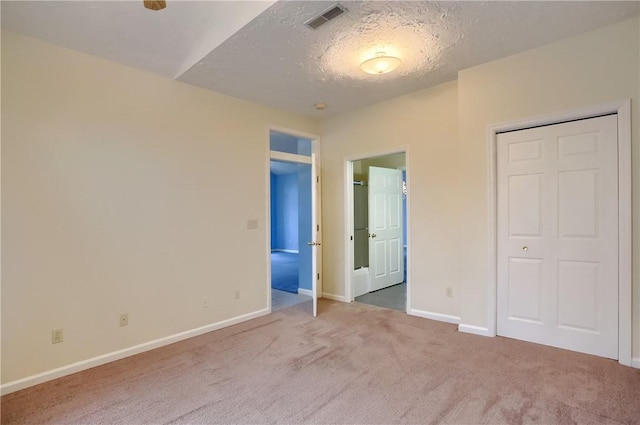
[485,100,632,366]
[344,148,410,312]
[267,125,321,316]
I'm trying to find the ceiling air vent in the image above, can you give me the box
[304,3,347,30]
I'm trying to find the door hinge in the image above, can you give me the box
[317,224,320,232]
[350,235,353,240]
[317,273,320,280]
[316,176,319,183]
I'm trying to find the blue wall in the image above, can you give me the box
[297,165,312,290]
[270,163,313,291]
[270,133,312,156]
[273,173,298,251]
[270,173,277,250]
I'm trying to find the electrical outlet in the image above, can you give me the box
[235,290,240,300]
[446,287,453,298]
[119,314,129,327]
[203,297,209,308]
[52,328,64,344]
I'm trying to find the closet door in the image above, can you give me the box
[496,115,618,359]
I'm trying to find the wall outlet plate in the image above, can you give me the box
[119,314,129,327]
[52,328,64,344]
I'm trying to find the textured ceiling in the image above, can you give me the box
[2,1,639,118]
[179,1,640,117]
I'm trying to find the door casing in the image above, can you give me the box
[344,149,410,310]
[267,126,322,316]
[483,100,632,366]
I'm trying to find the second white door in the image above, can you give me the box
[368,166,404,292]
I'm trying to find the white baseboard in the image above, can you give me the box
[322,292,349,302]
[631,357,640,369]
[458,324,494,337]
[297,288,312,296]
[408,309,461,325]
[271,249,299,254]
[1,308,270,395]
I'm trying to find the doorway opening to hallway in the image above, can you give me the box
[268,129,322,316]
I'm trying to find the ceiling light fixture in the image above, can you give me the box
[360,52,401,75]
[144,0,166,11]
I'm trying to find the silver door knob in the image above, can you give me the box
[369,233,377,238]
[522,246,528,251]
[307,241,315,246]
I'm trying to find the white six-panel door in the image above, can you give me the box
[496,115,618,359]
[368,166,404,292]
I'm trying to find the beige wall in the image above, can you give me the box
[1,30,318,384]
[457,16,639,358]
[353,153,406,182]
[321,81,461,318]
[3,15,639,389]
[320,16,640,360]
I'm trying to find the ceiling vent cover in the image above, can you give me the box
[304,3,347,30]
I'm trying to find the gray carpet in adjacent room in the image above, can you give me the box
[3,299,640,424]
[355,282,406,312]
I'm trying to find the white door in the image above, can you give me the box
[497,115,618,358]
[368,166,404,292]
[311,151,322,317]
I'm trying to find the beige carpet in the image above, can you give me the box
[3,299,640,424]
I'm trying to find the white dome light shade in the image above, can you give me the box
[360,52,401,75]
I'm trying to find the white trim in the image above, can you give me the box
[269,125,319,142]
[486,100,632,366]
[298,288,312,296]
[271,249,299,254]
[616,100,632,367]
[458,324,493,337]
[266,125,321,317]
[270,150,312,165]
[408,309,461,325]
[265,129,273,314]
[322,292,349,303]
[265,131,273,314]
[486,121,498,337]
[631,358,640,369]
[1,308,270,395]
[344,159,354,302]
[405,150,411,313]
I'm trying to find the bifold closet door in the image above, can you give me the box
[497,115,618,359]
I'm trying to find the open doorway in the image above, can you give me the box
[268,130,321,315]
[270,160,312,311]
[349,153,407,312]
